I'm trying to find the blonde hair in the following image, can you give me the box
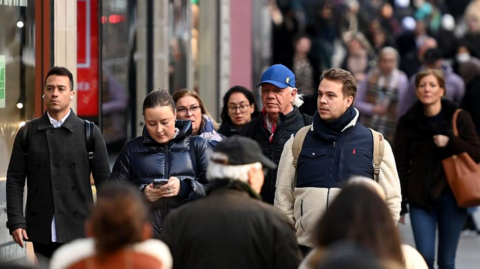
[172,89,219,129]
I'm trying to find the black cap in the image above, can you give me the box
[423,48,443,64]
[212,135,277,169]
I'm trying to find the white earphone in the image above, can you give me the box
[42,95,44,99]
[70,96,73,100]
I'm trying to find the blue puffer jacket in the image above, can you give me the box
[110,120,210,237]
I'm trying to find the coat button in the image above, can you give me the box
[72,187,77,192]
[35,165,40,170]
[31,212,36,217]
[34,187,38,193]
[73,211,78,216]
[71,163,76,168]
[53,164,59,168]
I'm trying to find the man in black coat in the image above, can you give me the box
[241,64,312,204]
[161,136,301,269]
[6,67,111,259]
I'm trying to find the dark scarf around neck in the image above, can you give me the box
[313,106,356,141]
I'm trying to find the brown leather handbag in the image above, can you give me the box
[442,109,480,207]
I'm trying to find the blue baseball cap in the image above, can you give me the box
[256,64,296,88]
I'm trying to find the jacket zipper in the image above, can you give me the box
[329,141,336,188]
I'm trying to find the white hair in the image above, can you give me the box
[290,87,304,107]
[207,161,262,183]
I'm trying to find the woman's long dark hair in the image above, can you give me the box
[220,86,259,124]
[314,184,404,265]
[90,183,149,258]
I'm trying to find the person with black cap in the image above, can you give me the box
[161,135,302,269]
[398,47,465,117]
[240,64,312,204]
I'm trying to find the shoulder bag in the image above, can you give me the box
[442,109,480,207]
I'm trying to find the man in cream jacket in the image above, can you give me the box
[274,68,401,255]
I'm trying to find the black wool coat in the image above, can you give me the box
[394,100,480,213]
[6,111,111,244]
[161,182,302,269]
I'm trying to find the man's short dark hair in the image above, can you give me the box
[45,66,74,91]
[319,68,357,102]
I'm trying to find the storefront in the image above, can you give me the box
[0,0,53,261]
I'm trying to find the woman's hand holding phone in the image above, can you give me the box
[144,177,181,202]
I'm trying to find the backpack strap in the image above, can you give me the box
[85,120,95,160]
[292,125,311,169]
[370,128,385,181]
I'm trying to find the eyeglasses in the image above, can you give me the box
[177,105,201,115]
[228,104,250,113]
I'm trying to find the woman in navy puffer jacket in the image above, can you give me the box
[110,90,210,238]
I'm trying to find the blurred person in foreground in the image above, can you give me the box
[161,135,302,269]
[50,183,172,269]
[312,242,405,269]
[394,69,480,269]
[300,180,424,269]
[355,47,409,142]
[110,90,209,237]
[218,86,259,137]
[173,89,223,148]
[240,64,312,204]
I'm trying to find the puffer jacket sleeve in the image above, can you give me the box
[182,136,210,201]
[378,139,402,223]
[109,143,132,184]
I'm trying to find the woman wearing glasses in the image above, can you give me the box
[110,90,209,238]
[173,89,224,148]
[218,86,260,137]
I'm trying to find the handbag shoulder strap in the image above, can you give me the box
[452,109,462,137]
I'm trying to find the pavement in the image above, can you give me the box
[398,211,480,268]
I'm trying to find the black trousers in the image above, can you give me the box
[33,242,63,259]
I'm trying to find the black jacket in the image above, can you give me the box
[394,100,480,212]
[110,120,209,237]
[6,111,111,244]
[240,107,312,204]
[218,121,240,137]
[161,180,301,269]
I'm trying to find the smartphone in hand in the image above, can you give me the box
[153,178,169,188]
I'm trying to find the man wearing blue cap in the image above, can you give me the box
[241,64,312,204]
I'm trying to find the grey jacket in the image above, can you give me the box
[6,111,111,244]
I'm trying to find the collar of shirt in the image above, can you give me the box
[47,110,71,128]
